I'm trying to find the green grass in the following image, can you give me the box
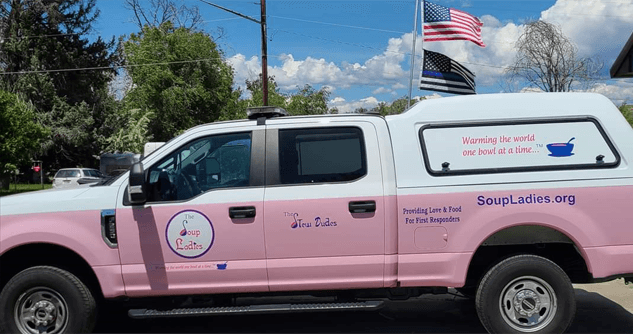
[0,183,52,197]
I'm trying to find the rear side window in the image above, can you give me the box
[278,127,366,184]
[419,118,620,176]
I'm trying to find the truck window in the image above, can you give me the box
[146,132,252,202]
[419,118,620,176]
[278,127,366,184]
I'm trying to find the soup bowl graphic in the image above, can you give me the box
[546,137,575,157]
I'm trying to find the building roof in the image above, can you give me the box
[610,32,633,78]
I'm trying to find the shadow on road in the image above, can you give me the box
[95,289,633,333]
[568,288,633,333]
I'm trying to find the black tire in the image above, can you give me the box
[475,255,576,334]
[0,266,97,334]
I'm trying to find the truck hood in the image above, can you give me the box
[0,185,120,217]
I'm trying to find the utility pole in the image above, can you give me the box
[198,0,269,105]
[260,0,268,106]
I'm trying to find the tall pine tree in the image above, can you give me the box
[1,0,119,169]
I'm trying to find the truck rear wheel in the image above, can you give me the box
[475,255,575,333]
[0,266,97,334]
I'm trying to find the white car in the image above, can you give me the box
[52,168,104,189]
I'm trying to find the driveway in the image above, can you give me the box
[96,279,633,333]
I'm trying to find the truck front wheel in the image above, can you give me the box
[0,266,97,334]
[475,254,576,334]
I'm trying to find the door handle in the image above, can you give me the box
[349,200,376,213]
[229,206,256,219]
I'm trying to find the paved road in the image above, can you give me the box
[95,282,633,333]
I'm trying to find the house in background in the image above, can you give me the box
[611,32,633,78]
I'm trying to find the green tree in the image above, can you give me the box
[241,75,336,116]
[1,0,120,169]
[619,103,633,127]
[1,0,118,106]
[102,108,155,154]
[385,96,418,115]
[122,22,238,141]
[243,74,289,110]
[367,96,422,116]
[286,84,331,115]
[0,90,48,176]
[371,102,388,116]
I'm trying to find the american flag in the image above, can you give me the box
[419,49,476,95]
[423,1,485,47]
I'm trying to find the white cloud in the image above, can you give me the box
[519,87,545,93]
[540,0,633,57]
[322,85,336,93]
[329,96,380,113]
[372,87,392,95]
[227,38,408,93]
[330,97,346,104]
[226,54,261,97]
[584,82,633,104]
[518,81,633,105]
[227,33,410,94]
[416,93,443,100]
[392,83,406,90]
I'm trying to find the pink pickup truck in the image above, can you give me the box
[2,92,632,334]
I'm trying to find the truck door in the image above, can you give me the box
[262,121,386,292]
[115,126,268,297]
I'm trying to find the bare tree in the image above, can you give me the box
[506,20,603,92]
[124,0,204,31]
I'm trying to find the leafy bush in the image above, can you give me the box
[0,90,49,176]
[619,104,633,127]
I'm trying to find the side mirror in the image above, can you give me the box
[128,162,146,204]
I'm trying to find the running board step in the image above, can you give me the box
[128,300,384,319]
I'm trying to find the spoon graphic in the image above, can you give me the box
[179,220,188,236]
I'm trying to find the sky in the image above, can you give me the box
[93,0,633,113]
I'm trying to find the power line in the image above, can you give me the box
[0,17,242,43]
[269,15,407,34]
[0,58,227,75]
[472,6,633,19]
[270,11,633,33]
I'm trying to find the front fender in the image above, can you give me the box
[0,210,120,266]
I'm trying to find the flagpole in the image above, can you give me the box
[419,0,425,99]
[407,0,420,110]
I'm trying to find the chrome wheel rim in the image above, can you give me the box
[14,287,69,334]
[499,276,558,332]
